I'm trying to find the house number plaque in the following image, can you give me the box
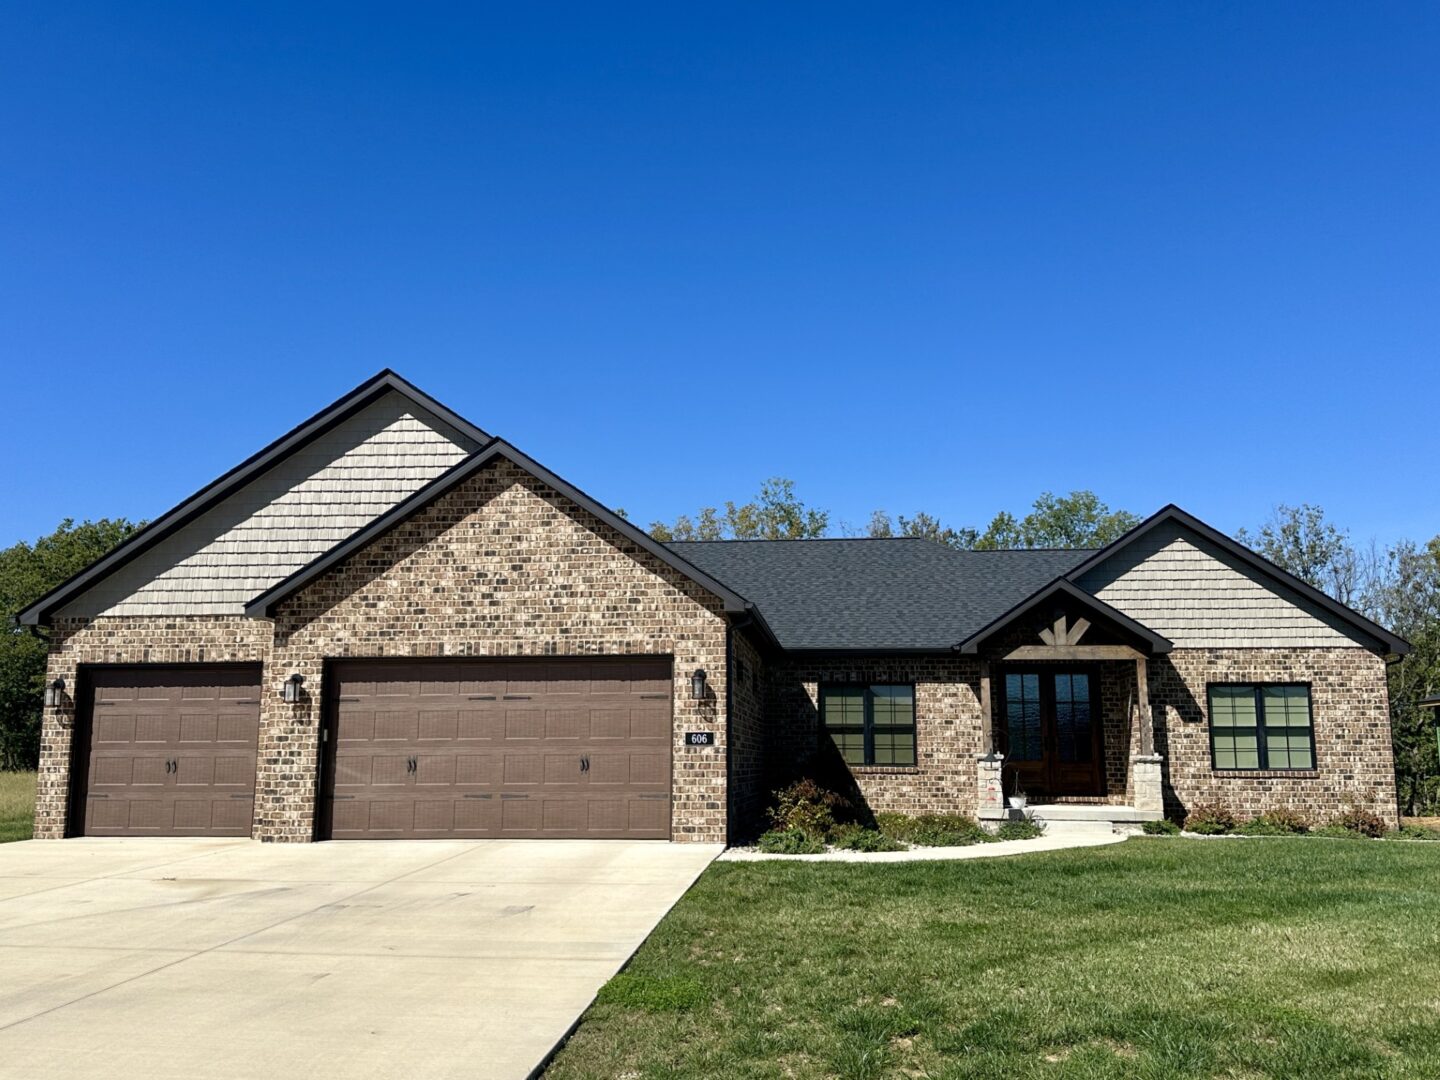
[685,731,715,746]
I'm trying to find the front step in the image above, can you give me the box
[982,802,1163,835]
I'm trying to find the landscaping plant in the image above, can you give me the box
[1182,803,1238,835]
[1142,819,1181,835]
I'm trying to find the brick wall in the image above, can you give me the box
[37,460,734,843]
[727,629,767,840]
[766,657,984,819]
[1153,647,1399,826]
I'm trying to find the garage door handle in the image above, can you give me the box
[502,694,531,700]
[579,755,589,773]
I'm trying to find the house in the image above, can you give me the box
[19,371,1407,843]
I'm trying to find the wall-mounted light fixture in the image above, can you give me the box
[690,668,707,701]
[281,673,305,704]
[44,678,66,709]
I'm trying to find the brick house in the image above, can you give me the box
[18,372,1408,843]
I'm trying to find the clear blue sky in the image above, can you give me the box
[3,3,1438,549]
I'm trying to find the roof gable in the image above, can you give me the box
[1065,505,1408,656]
[19,371,488,625]
[244,440,778,647]
[956,578,1174,655]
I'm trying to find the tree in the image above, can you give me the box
[650,478,828,541]
[866,510,978,550]
[974,491,1141,550]
[1361,537,1440,814]
[0,518,143,770]
[1236,503,1365,606]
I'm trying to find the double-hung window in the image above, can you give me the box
[820,684,916,767]
[1208,683,1315,770]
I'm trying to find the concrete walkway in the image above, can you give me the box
[0,837,721,1080]
[720,824,1125,863]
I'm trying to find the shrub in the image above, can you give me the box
[768,779,851,839]
[1142,819,1181,836]
[1183,803,1237,835]
[906,813,994,847]
[994,815,1045,841]
[597,972,707,1012]
[1236,809,1310,836]
[1330,807,1387,839]
[875,812,922,842]
[1387,824,1440,841]
[756,828,827,855]
[830,823,905,852]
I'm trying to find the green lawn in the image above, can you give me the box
[547,839,1440,1079]
[0,770,36,843]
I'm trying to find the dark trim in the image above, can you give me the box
[1063,504,1410,657]
[65,662,265,839]
[955,578,1174,655]
[244,439,772,634]
[819,682,917,768]
[1206,681,1318,772]
[17,370,490,626]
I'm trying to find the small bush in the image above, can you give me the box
[994,815,1045,841]
[1236,810,1310,836]
[1313,823,1370,840]
[1183,803,1237,835]
[830,823,905,852]
[768,779,851,839]
[1386,824,1440,841]
[875,812,921,842]
[1331,807,1387,839]
[1142,819,1181,836]
[597,972,707,1012]
[756,828,827,855]
[906,813,994,847]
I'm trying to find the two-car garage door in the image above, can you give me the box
[321,658,674,840]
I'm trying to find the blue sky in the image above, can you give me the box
[3,3,1438,549]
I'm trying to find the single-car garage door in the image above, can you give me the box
[322,658,673,840]
[73,666,261,837]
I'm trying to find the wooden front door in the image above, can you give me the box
[998,668,1103,798]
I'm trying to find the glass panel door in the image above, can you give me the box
[1053,673,1092,764]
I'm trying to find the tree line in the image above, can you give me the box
[3,487,1438,814]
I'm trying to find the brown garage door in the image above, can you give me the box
[73,666,261,837]
[322,658,673,840]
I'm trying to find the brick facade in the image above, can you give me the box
[1153,647,1398,825]
[37,461,734,843]
[34,466,1401,842]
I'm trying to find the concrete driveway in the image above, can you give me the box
[0,837,721,1080]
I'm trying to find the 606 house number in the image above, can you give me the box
[685,731,715,746]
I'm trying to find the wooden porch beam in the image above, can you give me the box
[1001,644,1144,661]
[979,660,993,755]
[1136,654,1154,755]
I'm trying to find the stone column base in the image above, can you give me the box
[1130,753,1164,814]
[977,752,1005,819]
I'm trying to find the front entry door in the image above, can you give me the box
[999,669,1103,797]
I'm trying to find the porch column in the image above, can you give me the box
[1130,655,1164,814]
[976,661,1005,818]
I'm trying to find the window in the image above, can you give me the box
[1208,683,1314,770]
[821,684,916,767]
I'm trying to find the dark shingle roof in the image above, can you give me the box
[666,538,1090,651]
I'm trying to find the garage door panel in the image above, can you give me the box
[415,755,455,786]
[325,658,672,839]
[133,714,176,744]
[179,714,217,743]
[92,757,135,788]
[94,716,135,745]
[418,709,458,741]
[175,756,214,786]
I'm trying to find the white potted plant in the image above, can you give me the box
[1007,783,1027,811]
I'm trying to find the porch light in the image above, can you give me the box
[690,669,707,700]
[44,678,65,709]
[281,673,305,704]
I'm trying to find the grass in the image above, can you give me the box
[546,839,1440,1079]
[0,770,36,843]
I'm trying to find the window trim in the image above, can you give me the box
[819,682,917,768]
[1206,681,1316,772]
